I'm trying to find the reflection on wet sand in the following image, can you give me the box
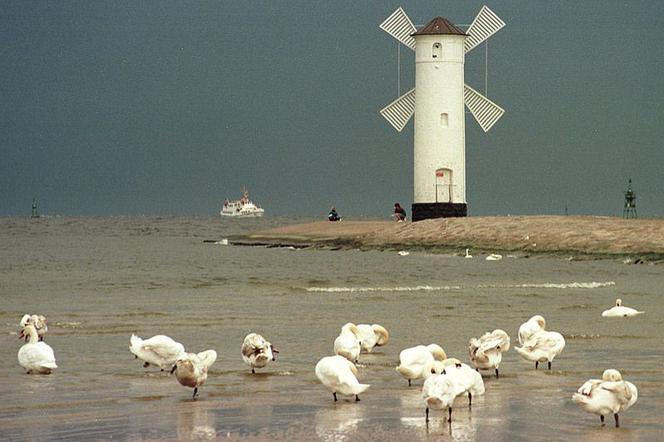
[315,403,364,441]
[177,400,218,440]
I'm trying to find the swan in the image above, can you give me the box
[355,324,389,353]
[241,333,278,373]
[398,251,410,256]
[19,314,48,341]
[333,323,361,362]
[485,254,503,261]
[572,369,638,427]
[515,329,565,369]
[396,344,447,386]
[468,329,510,377]
[129,334,186,370]
[18,323,57,374]
[422,358,485,423]
[171,350,217,398]
[464,248,473,259]
[601,299,644,317]
[518,315,546,345]
[315,355,369,402]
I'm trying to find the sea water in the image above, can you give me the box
[1,216,662,441]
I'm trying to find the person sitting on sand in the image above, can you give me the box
[328,207,341,222]
[393,203,406,222]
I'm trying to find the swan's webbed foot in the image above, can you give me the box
[143,362,150,368]
[600,415,605,426]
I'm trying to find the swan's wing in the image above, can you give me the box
[601,381,632,406]
[142,337,185,360]
[197,350,217,369]
[477,332,509,354]
[577,379,602,396]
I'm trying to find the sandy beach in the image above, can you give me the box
[241,216,664,258]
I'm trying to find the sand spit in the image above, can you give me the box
[238,216,664,258]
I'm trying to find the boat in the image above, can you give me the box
[220,189,264,218]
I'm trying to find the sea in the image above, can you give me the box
[1,216,662,441]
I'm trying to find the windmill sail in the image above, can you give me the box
[464,5,505,53]
[379,7,417,50]
[464,85,504,132]
[380,88,416,132]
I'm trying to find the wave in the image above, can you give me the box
[306,281,615,293]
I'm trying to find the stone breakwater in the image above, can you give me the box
[237,216,664,258]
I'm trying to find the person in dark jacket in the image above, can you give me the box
[393,203,406,222]
[328,207,341,221]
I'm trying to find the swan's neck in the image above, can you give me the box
[23,325,39,343]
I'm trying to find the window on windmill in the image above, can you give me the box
[432,43,442,59]
[440,113,449,127]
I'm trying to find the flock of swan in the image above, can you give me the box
[15,298,644,428]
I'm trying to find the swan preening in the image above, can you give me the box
[396,344,447,386]
[468,329,510,377]
[601,299,644,318]
[172,350,217,398]
[518,315,546,345]
[241,333,278,373]
[515,329,565,370]
[485,254,503,261]
[422,358,485,423]
[334,323,361,362]
[315,355,369,402]
[129,334,186,370]
[572,369,638,427]
[356,324,389,353]
[18,323,57,374]
[19,314,48,341]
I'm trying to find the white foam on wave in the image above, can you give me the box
[306,285,461,293]
[306,281,615,293]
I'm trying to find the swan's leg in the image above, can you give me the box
[548,361,551,370]
[468,392,472,407]
[192,387,198,398]
[535,361,538,369]
[252,368,255,374]
[600,415,605,426]
[447,406,452,423]
[170,365,177,374]
[355,395,360,402]
[495,368,499,378]
[614,413,620,428]
[143,362,150,368]
[425,407,429,423]
[408,379,411,387]
[333,392,338,402]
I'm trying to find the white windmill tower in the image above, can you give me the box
[379,6,506,221]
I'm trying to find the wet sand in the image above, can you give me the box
[243,216,664,257]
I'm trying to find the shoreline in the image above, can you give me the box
[234,215,664,261]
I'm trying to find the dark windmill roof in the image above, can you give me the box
[412,16,466,36]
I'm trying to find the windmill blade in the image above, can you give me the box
[464,84,504,132]
[464,5,505,53]
[380,88,416,132]
[379,7,416,50]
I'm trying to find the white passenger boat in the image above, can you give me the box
[220,190,264,217]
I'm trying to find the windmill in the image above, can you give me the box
[379,5,506,221]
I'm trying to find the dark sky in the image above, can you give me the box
[2,1,663,217]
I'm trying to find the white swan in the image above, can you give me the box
[468,329,510,377]
[518,315,546,345]
[396,344,447,386]
[172,350,217,398]
[485,253,503,261]
[464,248,473,259]
[315,355,369,402]
[601,299,644,317]
[18,323,57,374]
[19,314,48,341]
[398,251,410,256]
[515,329,565,369]
[129,334,186,370]
[355,324,389,353]
[422,358,485,423]
[572,369,638,427]
[241,333,278,373]
[333,323,361,362]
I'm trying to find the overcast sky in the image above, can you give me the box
[2,1,663,218]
